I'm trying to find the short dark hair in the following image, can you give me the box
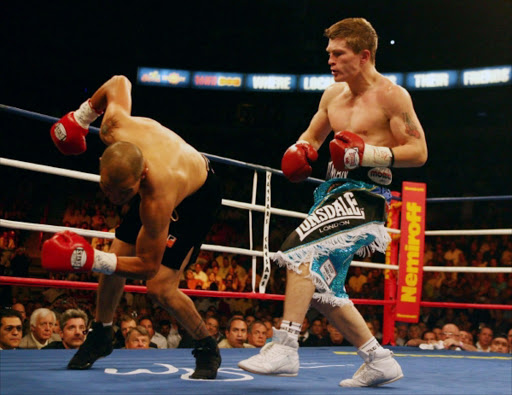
[248,320,266,334]
[226,316,246,332]
[0,309,23,327]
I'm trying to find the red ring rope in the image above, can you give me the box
[0,276,395,305]
[4,276,510,310]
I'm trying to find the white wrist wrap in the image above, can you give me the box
[92,250,117,275]
[362,145,394,167]
[74,100,102,129]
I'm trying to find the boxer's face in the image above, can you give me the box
[326,38,366,82]
[100,173,141,206]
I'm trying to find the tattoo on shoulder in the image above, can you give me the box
[402,113,421,139]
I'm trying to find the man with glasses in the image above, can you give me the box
[0,309,23,350]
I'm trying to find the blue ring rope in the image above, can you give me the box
[2,103,510,203]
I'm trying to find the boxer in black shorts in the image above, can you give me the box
[116,161,221,270]
[43,76,223,379]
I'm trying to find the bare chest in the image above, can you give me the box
[327,93,390,142]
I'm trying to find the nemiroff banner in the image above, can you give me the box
[395,182,426,323]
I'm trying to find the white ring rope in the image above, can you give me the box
[1,157,100,183]
[2,158,511,274]
[6,157,511,236]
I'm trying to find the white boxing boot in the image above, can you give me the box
[339,348,403,387]
[238,327,299,376]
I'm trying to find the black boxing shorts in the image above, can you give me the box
[115,160,222,270]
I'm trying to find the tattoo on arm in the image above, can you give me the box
[100,119,117,136]
[402,113,421,139]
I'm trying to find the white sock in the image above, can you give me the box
[359,337,382,356]
[281,320,301,340]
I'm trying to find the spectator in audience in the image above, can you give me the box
[348,267,367,294]
[262,319,273,341]
[409,323,469,351]
[11,303,28,336]
[298,317,310,346]
[205,316,223,344]
[407,324,422,344]
[105,208,120,229]
[241,268,261,292]
[43,309,88,349]
[371,319,383,343]
[247,321,267,348]
[500,241,512,266]
[395,323,408,346]
[432,327,443,340]
[459,330,477,351]
[91,208,106,230]
[165,316,182,348]
[139,316,167,349]
[125,326,151,349]
[0,309,23,350]
[365,321,376,339]
[218,317,252,348]
[217,255,231,279]
[476,326,494,352]
[158,319,171,338]
[422,331,437,343]
[51,312,62,342]
[19,308,57,349]
[406,330,436,347]
[322,322,351,346]
[436,323,463,350]
[193,263,209,289]
[507,328,512,354]
[114,314,137,349]
[302,318,324,347]
[77,208,92,228]
[62,202,77,226]
[230,258,247,285]
[185,269,203,290]
[489,334,509,354]
[444,241,464,266]
[245,315,256,328]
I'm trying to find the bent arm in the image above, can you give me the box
[113,226,168,280]
[297,89,334,150]
[89,75,132,116]
[114,200,173,280]
[387,86,428,167]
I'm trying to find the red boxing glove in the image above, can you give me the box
[50,112,88,155]
[329,131,366,171]
[281,141,318,182]
[330,131,394,171]
[50,99,102,155]
[42,231,117,274]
